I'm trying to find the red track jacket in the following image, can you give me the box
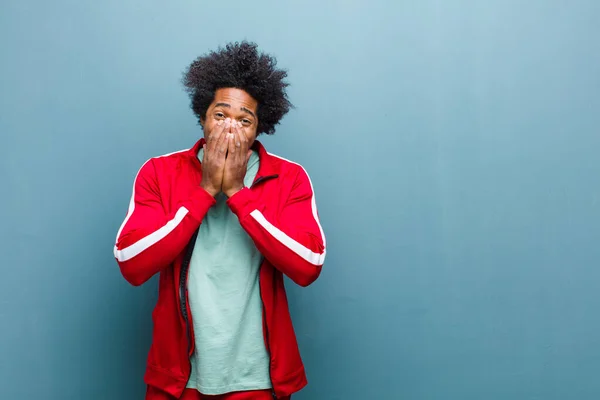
[113,139,326,399]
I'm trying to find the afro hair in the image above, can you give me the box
[182,41,292,135]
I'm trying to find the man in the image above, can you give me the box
[113,41,326,400]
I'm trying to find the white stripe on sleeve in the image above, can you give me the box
[113,148,190,262]
[114,207,190,262]
[250,152,326,265]
[249,210,326,266]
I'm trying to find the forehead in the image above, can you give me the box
[212,88,258,112]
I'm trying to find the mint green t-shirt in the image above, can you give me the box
[186,149,271,395]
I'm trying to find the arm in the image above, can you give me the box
[226,167,326,287]
[113,159,216,286]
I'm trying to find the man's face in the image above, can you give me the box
[201,87,259,147]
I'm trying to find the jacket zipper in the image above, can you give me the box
[252,174,278,187]
[179,229,199,384]
[257,265,277,399]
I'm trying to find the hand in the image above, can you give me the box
[200,118,230,197]
[222,120,252,197]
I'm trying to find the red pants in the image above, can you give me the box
[146,386,291,400]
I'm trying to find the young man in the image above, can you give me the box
[113,41,326,400]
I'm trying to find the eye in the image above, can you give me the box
[214,112,225,119]
[241,119,252,126]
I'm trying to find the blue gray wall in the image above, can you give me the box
[1,1,599,398]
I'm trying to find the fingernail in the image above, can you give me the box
[217,120,223,126]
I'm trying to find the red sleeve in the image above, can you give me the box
[113,158,216,286]
[227,167,326,287]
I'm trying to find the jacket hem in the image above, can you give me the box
[144,364,188,399]
[272,364,308,398]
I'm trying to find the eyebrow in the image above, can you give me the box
[214,102,256,119]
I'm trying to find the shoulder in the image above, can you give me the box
[147,147,192,168]
[150,147,191,163]
[265,151,308,176]
[134,147,192,180]
[264,151,315,191]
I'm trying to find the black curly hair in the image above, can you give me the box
[182,41,292,135]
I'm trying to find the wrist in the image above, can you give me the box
[224,186,244,198]
[200,182,219,197]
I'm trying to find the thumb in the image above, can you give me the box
[246,150,252,163]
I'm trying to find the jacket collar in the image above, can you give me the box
[187,138,279,180]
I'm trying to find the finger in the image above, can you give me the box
[234,122,248,160]
[208,119,227,151]
[227,127,236,160]
[215,119,231,157]
[230,122,243,162]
